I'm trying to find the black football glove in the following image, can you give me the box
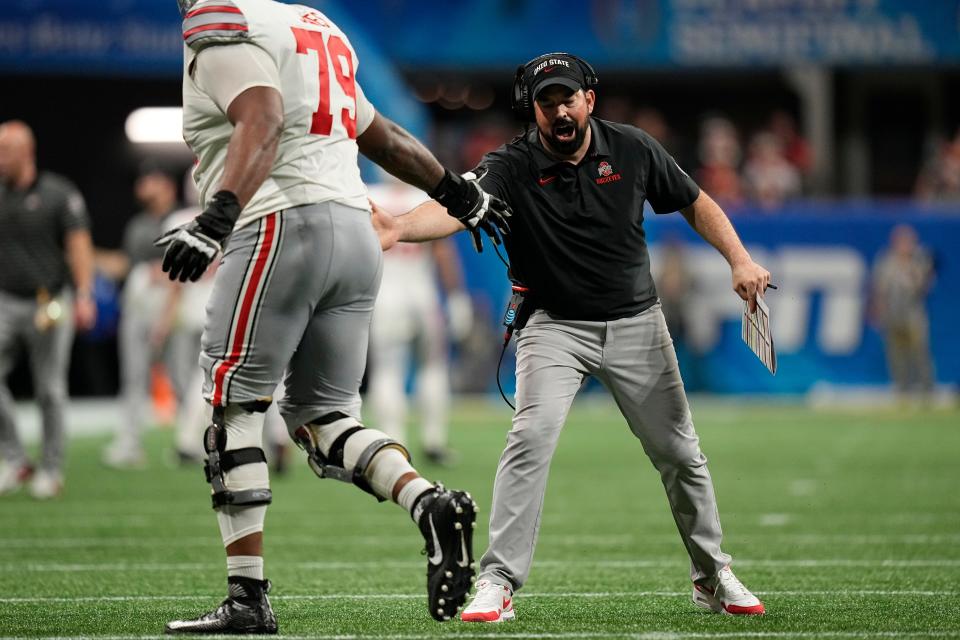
[430,169,512,253]
[154,190,241,282]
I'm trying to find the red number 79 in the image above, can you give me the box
[291,28,358,139]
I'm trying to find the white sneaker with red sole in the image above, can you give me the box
[460,579,515,622]
[29,469,63,500]
[0,462,33,495]
[693,566,765,615]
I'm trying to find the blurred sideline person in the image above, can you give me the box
[102,164,183,468]
[871,224,936,398]
[161,189,215,462]
[147,171,289,467]
[374,52,771,621]
[158,0,509,633]
[742,132,801,211]
[914,128,960,203]
[0,120,96,499]
[165,204,288,470]
[367,181,472,466]
[161,172,291,468]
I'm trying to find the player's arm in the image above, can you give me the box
[431,236,472,342]
[679,190,770,313]
[59,184,96,330]
[357,112,444,193]
[359,111,511,253]
[217,86,283,208]
[156,43,283,282]
[431,237,465,294]
[197,42,284,214]
[65,228,97,330]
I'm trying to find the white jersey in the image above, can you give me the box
[366,182,434,283]
[181,0,375,229]
[368,182,443,345]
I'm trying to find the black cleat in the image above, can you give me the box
[423,447,459,468]
[165,577,278,634]
[414,484,477,621]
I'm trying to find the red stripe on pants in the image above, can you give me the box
[212,214,277,407]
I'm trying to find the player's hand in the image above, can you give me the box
[155,191,240,282]
[731,258,771,314]
[431,169,511,253]
[155,220,223,283]
[370,198,399,251]
[446,289,473,342]
[74,292,97,331]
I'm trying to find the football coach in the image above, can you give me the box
[373,52,772,621]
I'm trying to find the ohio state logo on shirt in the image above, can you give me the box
[596,161,621,185]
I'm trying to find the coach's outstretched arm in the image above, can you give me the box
[371,199,463,253]
[359,112,511,253]
[680,190,771,313]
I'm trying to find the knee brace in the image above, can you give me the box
[204,406,272,510]
[292,411,410,502]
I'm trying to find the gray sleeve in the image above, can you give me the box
[59,179,90,232]
[121,216,139,258]
[471,147,513,202]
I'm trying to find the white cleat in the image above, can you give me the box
[460,579,515,623]
[692,566,765,615]
[0,461,33,495]
[29,469,63,500]
[102,442,147,470]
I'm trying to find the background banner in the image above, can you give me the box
[456,202,960,393]
[2,0,959,75]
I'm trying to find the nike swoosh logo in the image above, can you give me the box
[455,530,469,568]
[427,515,443,565]
[538,176,556,186]
[543,67,556,73]
[503,597,511,609]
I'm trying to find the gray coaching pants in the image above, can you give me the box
[479,303,731,590]
[199,202,382,430]
[0,290,75,473]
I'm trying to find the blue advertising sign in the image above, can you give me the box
[341,0,960,68]
[0,0,428,137]
[458,203,960,394]
[0,0,958,75]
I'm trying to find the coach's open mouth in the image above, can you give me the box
[553,120,575,141]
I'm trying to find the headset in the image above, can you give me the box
[510,52,599,122]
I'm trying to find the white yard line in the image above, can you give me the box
[0,590,957,604]
[3,533,958,549]
[2,630,958,639]
[4,559,960,572]
[0,534,637,549]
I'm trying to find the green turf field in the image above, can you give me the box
[1,399,959,639]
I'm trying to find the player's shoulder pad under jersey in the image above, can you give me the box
[182,0,250,52]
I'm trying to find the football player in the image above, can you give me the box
[160,0,510,633]
[366,181,472,466]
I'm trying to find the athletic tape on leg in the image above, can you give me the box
[299,415,410,500]
[206,405,271,509]
[213,406,270,545]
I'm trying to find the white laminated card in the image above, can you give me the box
[742,294,777,375]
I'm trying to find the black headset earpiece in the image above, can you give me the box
[511,64,531,122]
[511,53,599,122]
[574,56,599,88]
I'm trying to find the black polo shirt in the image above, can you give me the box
[0,171,90,298]
[475,117,699,321]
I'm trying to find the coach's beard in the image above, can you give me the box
[542,117,588,157]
